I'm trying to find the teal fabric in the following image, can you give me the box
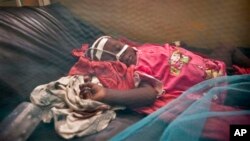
[110,75,250,141]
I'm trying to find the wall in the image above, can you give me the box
[19,0,250,48]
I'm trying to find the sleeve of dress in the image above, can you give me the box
[134,67,165,98]
[71,44,89,58]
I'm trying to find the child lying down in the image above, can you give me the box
[69,35,250,115]
[31,35,250,139]
[30,49,163,139]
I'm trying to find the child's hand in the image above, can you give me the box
[79,83,106,101]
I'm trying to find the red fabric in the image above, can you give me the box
[134,43,227,114]
[202,103,250,141]
[71,44,89,57]
[158,91,250,141]
[69,44,250,116]
[68,44,136,90]
[233,65,250,74]
[69,43,228,114]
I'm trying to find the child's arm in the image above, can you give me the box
[79,82,158,108]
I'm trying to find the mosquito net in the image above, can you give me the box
[110,74,250,141]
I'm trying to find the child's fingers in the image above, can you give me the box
[83,75,91,82]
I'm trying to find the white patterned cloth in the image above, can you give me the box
[30,75,119,139]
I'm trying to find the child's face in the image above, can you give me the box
[94,38,137,66]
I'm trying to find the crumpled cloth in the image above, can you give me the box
[30,75,118,139]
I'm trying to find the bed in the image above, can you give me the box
[0,3,250,141]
